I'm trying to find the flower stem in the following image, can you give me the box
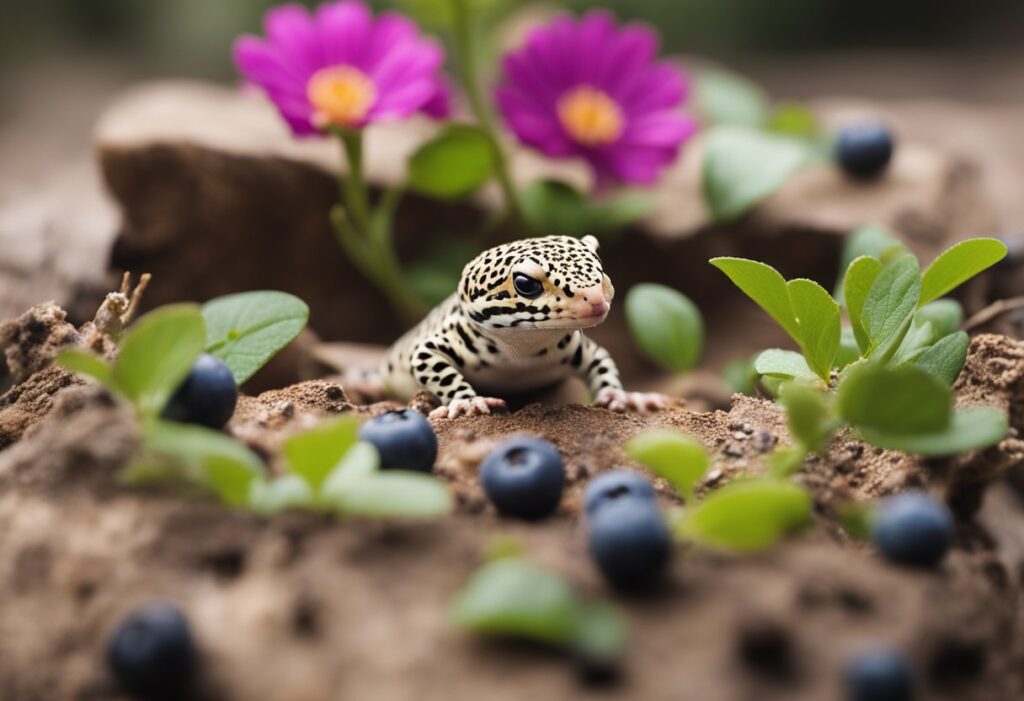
[449,0,524,230]
[332,130,425,322]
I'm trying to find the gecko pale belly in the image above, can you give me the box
[366,235,666,419]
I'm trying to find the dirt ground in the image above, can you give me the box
[1,298,1023,701]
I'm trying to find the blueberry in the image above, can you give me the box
[871,491,953,568]
[583,469,656,517]
[480,437,565,520]
[359,409,438,472]
[844,649,915,701]
[836,123,894,179]
[163,354,238,429]
[106,601,198,699]
[587,498,671,590]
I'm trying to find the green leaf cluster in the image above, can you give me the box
[519,179,651,238]
[624,284,704,374]
[625,429,811,552]
[450,557,626,663]
[694,67,827,222]
[254,416,452,518]
[712,235,1008,462]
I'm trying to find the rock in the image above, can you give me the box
[87,81,1000,376]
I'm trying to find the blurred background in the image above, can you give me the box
[3,0,1023,185]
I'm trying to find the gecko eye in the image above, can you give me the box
[513,273,543,299]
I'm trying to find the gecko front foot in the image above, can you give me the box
[595,388,669,413]
[429,396,508,419]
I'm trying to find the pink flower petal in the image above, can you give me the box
[364,11,418,70]
[233,36,305,97]
[621,111,698,148]
[264,4,322,78]
[420,73,453,119]
[593,25,657,95]
[574,9,617,85]
[370,38,443,94]
[315,0,373,67]
[615,62,686,116]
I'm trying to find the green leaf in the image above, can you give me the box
[919,238,1007,306]
[587,192,652,235]
[520,180,591,237]
[837,363,951,434]
[282,417,361,490]
[836,327,861,370]
[838,502,875,541]
[330,472,452,518]
[754,349,819,382]
[113,305,206,417]
[859,406,1007,456]
[862,254,921,360]
[722,355,759,395]
[891,319,937,365]
[57,349,114,387]
[408,124,494,199]
[765,447,807,478]
[768,102,819,137]
[203,291,309,385]
[787,278,841,380]
[450,558,580,646]
[625,429,709,501]
[915,299,963,339]
[779,382,833,453]
[710,257,800,341]
[406,240,477,307]
[677,478,812,551]
[702,126,812,221]
[624,284,703,373]
[694,68,769,127]
[249,474,316,515]
[842,255,882,352]
[573,602,627,663]
[916,331,969,385]
[835,225,904,299]
[139,420,265,507]
[320,441,380,500]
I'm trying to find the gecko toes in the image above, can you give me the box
[430,397,508,419]
[595,388,670,414]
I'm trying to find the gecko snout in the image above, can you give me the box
[577,284,609,317]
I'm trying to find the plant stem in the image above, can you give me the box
[332,131,425,322]
[449,0,524,230]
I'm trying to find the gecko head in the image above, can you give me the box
[459,235,614,331]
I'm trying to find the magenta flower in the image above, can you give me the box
[233,1,449,135]
[496,10,696,186]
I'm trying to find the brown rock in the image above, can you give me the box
[88,81,1000,378]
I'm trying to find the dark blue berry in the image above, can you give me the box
[163,354,238,429]
[587,498,671,590]
[480,437,564,520]
[583,470,656,518]
[872,492,953,568]
[106,601,198,700]
[844,649,915,701]
[359,409,438,472]
[836,123,894,179]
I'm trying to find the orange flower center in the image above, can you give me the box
[307,66,377,128]
[557,86,624,146]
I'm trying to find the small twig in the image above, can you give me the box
[124,273,152,326]
[962,296,1024,332]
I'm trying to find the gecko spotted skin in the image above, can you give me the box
[366,235,667,419]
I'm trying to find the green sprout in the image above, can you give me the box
[711,234,1009,463]
[450,555,626,666]
[625,429,812,552]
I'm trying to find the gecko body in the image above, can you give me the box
[362,235,665,418]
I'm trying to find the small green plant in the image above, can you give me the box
[695,67,828,222]
[625,429,812,552]
[251,416,452,518]
[711,235,1009,460]
[450,554,626,665]
[57,293,448,520]
[624,283,704,374]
